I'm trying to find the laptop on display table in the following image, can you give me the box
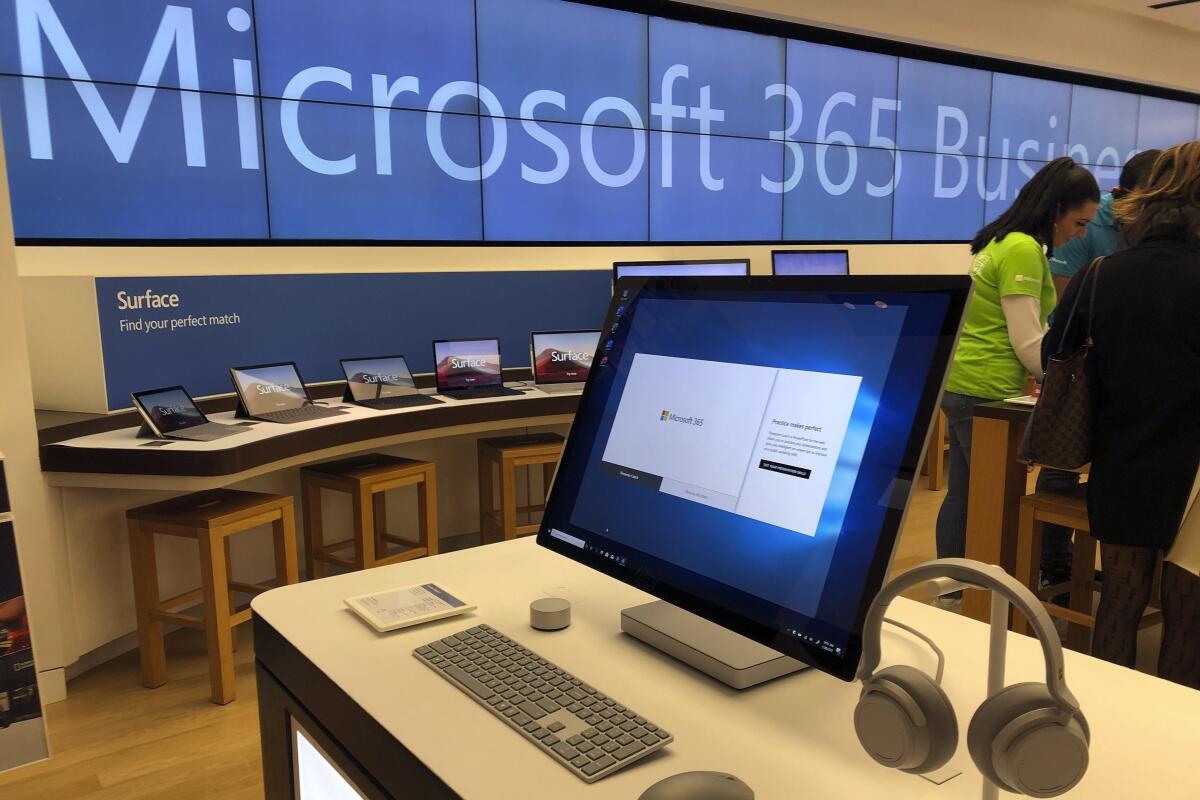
[432,338,524,399]
[530,330,601,394]
[229,362,348,424]
[340,355,443,410]
[131,385,244,442]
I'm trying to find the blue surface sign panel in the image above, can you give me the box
[1,0,1197,242]
[95,272,612,411]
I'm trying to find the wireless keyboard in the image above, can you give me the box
[415,624,672,782]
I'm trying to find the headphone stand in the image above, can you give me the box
[933,577,1009,800]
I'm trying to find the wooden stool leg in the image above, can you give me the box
[273,504,300,587]
[478,446,494,543]
[1067,532,1096,652]
[127,519,167,689]
[198,530,236,705]
[224,540,239,653]
[1012,502,1040,635]
[542,461,557,500]
[930,411,947,491]
[420,469,439,556]
[353,486,376,569]
[372,491,389,559]
[501,456,519,541]
[301,479,323,580]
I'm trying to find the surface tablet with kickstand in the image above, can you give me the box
[345,583,475,632]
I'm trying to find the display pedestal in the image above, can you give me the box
[620,600,807,689]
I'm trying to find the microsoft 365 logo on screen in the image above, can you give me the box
[660,409,703,427]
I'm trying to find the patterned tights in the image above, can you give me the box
[1092,543,1200,689]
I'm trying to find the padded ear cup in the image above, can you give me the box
[855,665,959,774]
[967,683,1090,797]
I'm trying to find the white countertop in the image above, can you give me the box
[253,538,1200,799]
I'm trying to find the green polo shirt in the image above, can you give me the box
[946,232,1056,400]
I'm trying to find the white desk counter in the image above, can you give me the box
[40,386,580,491]
[252,538,1200,799]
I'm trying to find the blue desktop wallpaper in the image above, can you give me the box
[0,0,1197,241]
[549,286,954,644]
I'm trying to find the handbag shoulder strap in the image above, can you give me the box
[1056,256,1103,348]
[1083,256,1102,346]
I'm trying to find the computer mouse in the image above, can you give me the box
[638,771,754,800]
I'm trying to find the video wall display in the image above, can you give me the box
[1,0,1197,242]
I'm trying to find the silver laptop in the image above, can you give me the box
[131,385,243,442]
[530,330,601,394]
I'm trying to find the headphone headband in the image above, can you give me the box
[858,559,1078,712]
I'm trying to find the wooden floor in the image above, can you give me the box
[0,486,1156,797]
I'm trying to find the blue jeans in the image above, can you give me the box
[1035,468,1079,585]
[935,391,988,562]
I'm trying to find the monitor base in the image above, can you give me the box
[620,600,807,689]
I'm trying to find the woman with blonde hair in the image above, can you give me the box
[1044,141,1200,687]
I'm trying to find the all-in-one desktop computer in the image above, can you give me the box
[416,276,970,783]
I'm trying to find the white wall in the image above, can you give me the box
[0,125,73,702]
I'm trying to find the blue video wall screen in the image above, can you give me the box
[1,0,1197,242]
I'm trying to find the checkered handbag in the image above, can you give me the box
[1018,258,1102,471]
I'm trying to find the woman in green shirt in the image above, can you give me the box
[935,158,1100,573]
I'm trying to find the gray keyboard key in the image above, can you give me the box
[517,700,547,719]
[536,698,559,715]
[532,729,550,740]
[612,742,646,761]
[444,666,494,700]
[552,742,580,760]
[567,734,585,746]
[640,734,659,746]
[616,734,635,746]
[544,735,560,746]
[577,740,595,753]
[512,713,532,726]
[582,755,617,776]
[602,741,621,753]
[522,721,540,733]
[571,755,590,769]
[547,721,565,733]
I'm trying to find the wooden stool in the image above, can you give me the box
[478,433,564,541]
[921,410,949,491]
[1014,487,1161,651]
[301,454,438,579]
[126,489,298,704]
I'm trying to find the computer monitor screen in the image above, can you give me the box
[538,276,969,680]
[433,339,503,390]
[772,250,851,276]
[340,356,419,401]
[531,331,602,385]
[132,386,208,434]
[230,363,311,415]
[613,260,750,281]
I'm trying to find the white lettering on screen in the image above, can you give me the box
[8,0,1151,206]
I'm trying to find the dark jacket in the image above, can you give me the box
[1043,234,1200,549]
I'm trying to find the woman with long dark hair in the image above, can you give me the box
[935,158,1100,576]
[1045,142,1200,687]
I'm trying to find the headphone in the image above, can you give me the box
[854,559,1090,798]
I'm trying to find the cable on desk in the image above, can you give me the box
[883,617,946,685]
